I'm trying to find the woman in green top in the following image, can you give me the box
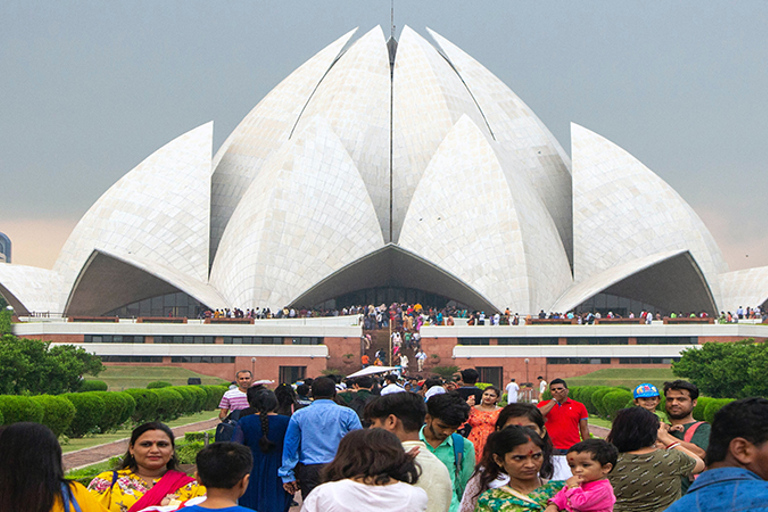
[475,426,564,511]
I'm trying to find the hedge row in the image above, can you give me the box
[0,385,227,437]
[548,385,736,424]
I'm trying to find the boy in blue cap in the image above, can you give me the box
[633,383,667,422]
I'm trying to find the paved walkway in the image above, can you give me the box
[63,418,220,470]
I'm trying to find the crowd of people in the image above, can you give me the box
[2,368,768,512]
[198,301,766,327]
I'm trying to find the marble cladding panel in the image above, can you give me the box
[210,117,384,308]
[293,26,391,240]
[392,26,491,242]
[571,123,728,305]
[427,28,573,262]
[399,115,571,313]
[718,266,768,313]
[53,123,213,307]
[209,29,357,259]
[0,263,63,314]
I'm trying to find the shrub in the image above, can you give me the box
[0,408,3,424]
[147,381,172,389]
[185,386,208,413]
[692,396,713,421]
[576,387,607,415]
[184,430,214,442]
[31,395,76,436]
[91,392,135,432]
[704,398,734,424]
[0,395,45,424]
[591,388,616,418]
[601,390,634,420]
[176,440,204,464]
[125,388,160,424]
[63,392,106,438]
[153,388,184,421]
[201,385,227,410]
[79,380,108,392]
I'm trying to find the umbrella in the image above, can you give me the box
[345,366,399,378]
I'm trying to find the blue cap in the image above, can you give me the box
[633,383,660,399]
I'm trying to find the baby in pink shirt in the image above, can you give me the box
[546,439,617,512]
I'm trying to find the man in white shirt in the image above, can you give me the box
[366,391,452,512]
[505,378,519,403]
[380,373,406,395]
[537,375,548,402]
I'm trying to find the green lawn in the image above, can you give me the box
[84,366,227,391]
[60,410,218,453]
[566,368,676,390]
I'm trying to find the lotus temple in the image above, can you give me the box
[2,26,767,384]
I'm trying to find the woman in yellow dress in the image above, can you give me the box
[88,422,205,512]
[0,422,108,512]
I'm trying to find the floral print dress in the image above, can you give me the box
[475,481,565,512]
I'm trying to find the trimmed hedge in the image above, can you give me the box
[31,395,76,436]
[125,388,160,424]
[601,389,634,419]
[153,388,184,421]
[147,381,172,389]
[591,388,616,418]
[0,395,45,424]
[692,396,713,421]
[63,392,106,438]
[79,380,108,392]
[92,391,136,432]
[704,398,734,424]
[201,385,227,410]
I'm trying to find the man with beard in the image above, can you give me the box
[663,380,711,493]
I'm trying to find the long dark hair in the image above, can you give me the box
[473,425,549,499]
[494,403,554,478]
[120,422,179,472]
[0,422,72,512]
[321,429,420,485]
[252,389,279,453]
[274,383,297,416]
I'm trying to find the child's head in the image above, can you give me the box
[566,439,618,483]
[195,442,253,494]
[633,383,661,413]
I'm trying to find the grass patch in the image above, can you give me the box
[567,368,675,390]
[84,366,227,391]
[60,410,217,453]
[588,415,612,430]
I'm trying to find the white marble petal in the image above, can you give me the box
[572,123,728,306]
[210,116,385,307]
[0,263,62,315]
[209,29,357,260]
[391,25,491,242]
[53,122,213,308]
[399,115,572,312]
[293,26,391,240]
[718,267,768,313]
[427,28,573,261]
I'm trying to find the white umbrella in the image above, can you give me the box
[345,366,399,378]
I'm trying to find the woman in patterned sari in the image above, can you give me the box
[88,422,205,512]
[475,426,564,512]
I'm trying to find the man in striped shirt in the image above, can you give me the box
[218,370,252,419]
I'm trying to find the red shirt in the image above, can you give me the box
[537,398,588,449]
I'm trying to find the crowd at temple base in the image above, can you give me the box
[2,369,767,512]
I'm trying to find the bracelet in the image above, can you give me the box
[666,442,680,450]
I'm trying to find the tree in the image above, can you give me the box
[672,339,768,399]
[0,334,104,395]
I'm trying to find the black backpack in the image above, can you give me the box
[214,409,243,442]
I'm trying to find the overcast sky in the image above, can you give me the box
[2,1,767,272]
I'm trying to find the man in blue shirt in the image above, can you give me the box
[279,377,362,499]
[665,397,768,512]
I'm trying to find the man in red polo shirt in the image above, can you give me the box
[537,378,590,479]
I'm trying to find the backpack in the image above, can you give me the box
[214,409,243,443]
[451,432,466,500]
